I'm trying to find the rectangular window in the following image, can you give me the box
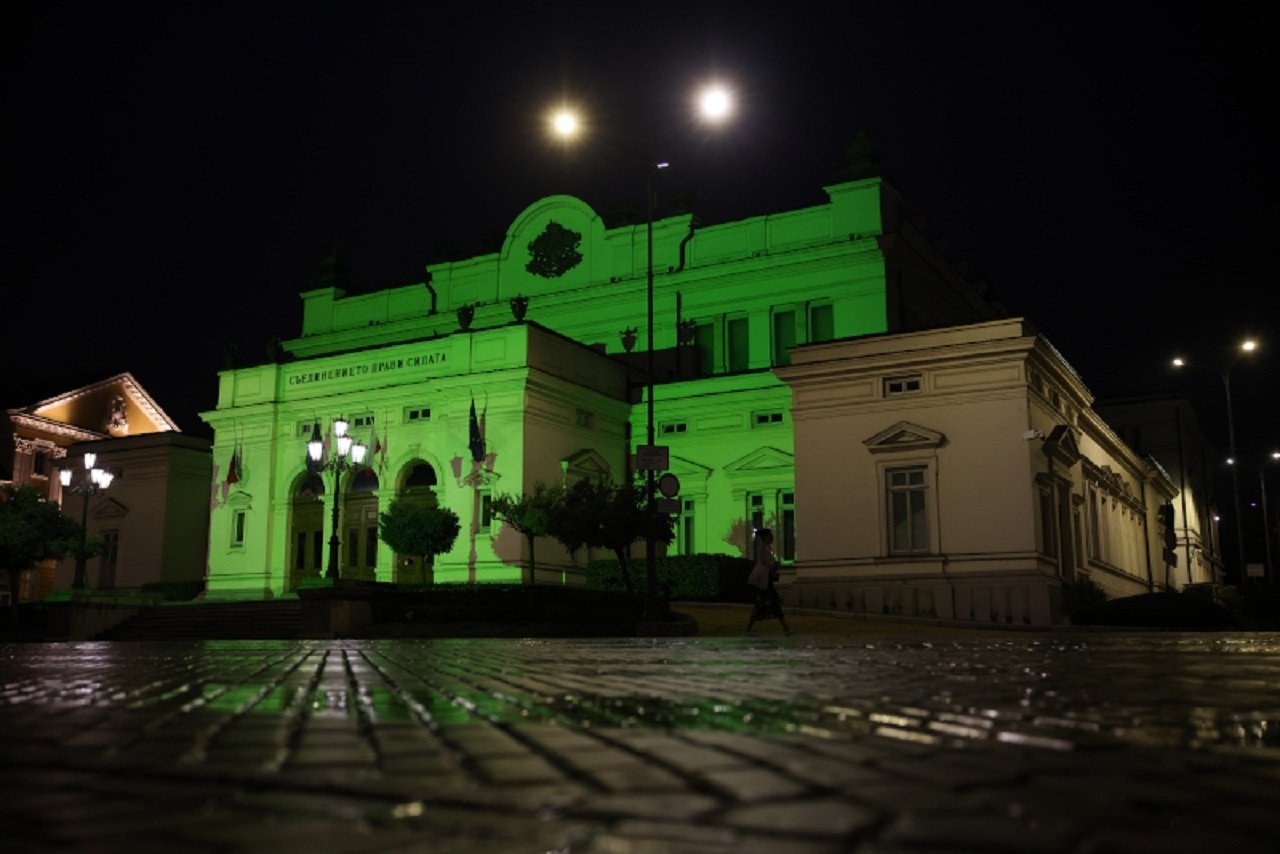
[405,407,432,422]
[772,309,796,366]
[808,303,834,343]
[694,322,714,375]
[312,531,322,571]
[479,489,493,530]
[299,421,318,437]
[32,451,48,477]
[781,491,796,562]
[98,529,121,589]
[748,492,766,533]
[348,528,359,567]
[1088,487,1102,559]
[885,375,923,396]
[1038,487,1055,556]
[677,499,696,556]
[296,532,307,571]
[727,317,749,372]
[575,409,594,428]
[887,467,929,554]
[365,525,378,568]
[660,421,688,435]
[352,414,375,429]
[752,411,783,427]
[231,510,247,548]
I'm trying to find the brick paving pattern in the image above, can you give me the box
[2,633,1279,851]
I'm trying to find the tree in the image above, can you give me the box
[491,482,557,587]
[378,499,460,587]
[546,478,675,594]
[0,485,80,606]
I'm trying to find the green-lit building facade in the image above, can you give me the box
[202,175,1002,598]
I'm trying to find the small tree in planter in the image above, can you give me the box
[378,499,460,587]
[0,485,80,610]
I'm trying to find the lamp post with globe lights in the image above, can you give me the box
[547,83,735,616]
[306,418,367,580]
[59,453,115,591]
[1172,338,1258,582]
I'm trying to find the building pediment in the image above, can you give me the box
[92,498,130,520]
[1043,424,1081,467]
[668,454,714,486]
[14,372,179,438]
[562,448,612,482]
[724,446,794,474]
[863,421,947,453]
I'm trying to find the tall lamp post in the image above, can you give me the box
[1173,338,1257,583]
[59,453,114,591]
[307,418,367,580]
[548,83,734,617]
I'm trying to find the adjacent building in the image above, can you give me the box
[776,319,1180,625]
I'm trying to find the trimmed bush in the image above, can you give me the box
[1070,591,1239,629]
[369,583,649,628]
[1061,576,1108,619]
[586,554,754,602]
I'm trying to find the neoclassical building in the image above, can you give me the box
[202,174,1004,598]
[777,319,1180,625]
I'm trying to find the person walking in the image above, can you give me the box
[746,528,792,635]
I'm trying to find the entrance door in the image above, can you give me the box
[289,473,325,591]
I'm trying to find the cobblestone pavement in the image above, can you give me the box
[2,633,1280,852]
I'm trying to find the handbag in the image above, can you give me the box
[747,561,770,590]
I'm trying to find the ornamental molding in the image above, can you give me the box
[863,421,947,453]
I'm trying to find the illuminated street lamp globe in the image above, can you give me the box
[697,84,733,123]
[549,107,582,141]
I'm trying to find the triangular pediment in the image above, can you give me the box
[1043,424,1081,466]
[724,446,794,474]
[562,448,612,481]
[863,421,947,453]
[667,454,714,485]
[15,373,179,437]
[92,498,130,520]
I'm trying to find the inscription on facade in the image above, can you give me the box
[288,351,448,387]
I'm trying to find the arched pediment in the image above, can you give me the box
[863,421,947,453]
[561,448,611,482]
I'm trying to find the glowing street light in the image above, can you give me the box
[306,418,368,580]
[1172,338,1259,582]
[545,82,735,617]
[59,452,115,591]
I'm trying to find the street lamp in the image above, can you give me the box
[548,83,735,617]
[59,452,114,591]
[1172,338,1258,583]
[306,418,367,580]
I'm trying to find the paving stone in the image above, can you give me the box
[701,767,808,801]
[879,808,1083,851]
[574,792,723,820]
[723,797,880,837]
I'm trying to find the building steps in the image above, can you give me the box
[98,600,302,640]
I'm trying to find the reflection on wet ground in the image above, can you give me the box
[3,634,1278,752]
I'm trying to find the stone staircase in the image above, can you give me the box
[98,600,302,640]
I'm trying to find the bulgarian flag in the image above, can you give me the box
[225,442,242,486]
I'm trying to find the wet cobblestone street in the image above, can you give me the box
[2,632,1280,852]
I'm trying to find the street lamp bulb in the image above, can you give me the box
[333,418,349,439]
[1171,357,1185,367]
[1227,457,1235,465]
[59,469,71,487]
[1272,451,1280,460]
[697,84,733,122]
[550,108,581,139]
[1241,339,1258,352]
[84,453,97,469]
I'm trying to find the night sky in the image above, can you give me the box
[6,2,1277,474]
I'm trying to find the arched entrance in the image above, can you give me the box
[343,468,380,581]
[395,462,438,584]
[288,472,325,591]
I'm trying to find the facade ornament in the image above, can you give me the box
[106,395,129,436]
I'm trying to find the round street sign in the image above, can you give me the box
[657,472,680,498]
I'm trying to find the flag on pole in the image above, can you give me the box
[468,398,485,463]
[224,440,242,487]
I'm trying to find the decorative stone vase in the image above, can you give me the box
[457,304,475,330]
[510,295,529,322]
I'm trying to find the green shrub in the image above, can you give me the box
[1060,576,1108,618]
[139,580,204,601]
[369,582,647,627]
[586,554,754,601]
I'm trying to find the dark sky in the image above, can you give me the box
[5,2,1277,468]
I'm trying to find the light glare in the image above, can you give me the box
[698,85,733,122]
[550,108,580,139]
[1172,357,1185,367]
[1241,339,1258,352]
